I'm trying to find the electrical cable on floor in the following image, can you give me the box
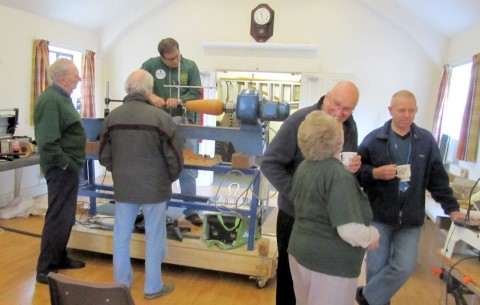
[96,168,114,204]
[76,168,115,229]
[74,200,115,231]
[0,225,41,238]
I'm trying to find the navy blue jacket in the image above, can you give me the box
[357,120,459,227]
[261,96,358,217]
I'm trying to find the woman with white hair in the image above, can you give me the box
[288,110,380,305]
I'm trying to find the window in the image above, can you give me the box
[49,46,82,111]
[442,61,473,140]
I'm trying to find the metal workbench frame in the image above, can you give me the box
[78,156,263,251]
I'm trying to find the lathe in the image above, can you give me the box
[80,89,290,249]
[103,88,290,156]
[71,90,287,288]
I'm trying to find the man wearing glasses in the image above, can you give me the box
[141,37,203,226]
[261,81,361,304]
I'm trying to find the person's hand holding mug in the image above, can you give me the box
[395,164,411,182]
[373,164,397,180]
[340,152,360,173]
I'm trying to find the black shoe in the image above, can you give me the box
[36,272,49,284]
[186,214,203,226]
[36,269,58,284]
[57,257,85,269]
[356,286,370,305]
[144,283,174,299]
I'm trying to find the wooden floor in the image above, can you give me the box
[0,197,478,305]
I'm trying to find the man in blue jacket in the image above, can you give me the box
[356,90,464,305]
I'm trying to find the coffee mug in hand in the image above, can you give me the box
[340,152,357,167]
[396,164,411,182]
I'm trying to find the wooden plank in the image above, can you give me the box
[68,225,277,283]
[183,148,222,167]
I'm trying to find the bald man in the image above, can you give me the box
[261,81,361,305]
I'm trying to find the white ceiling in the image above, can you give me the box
[392,0,480,37]
[0,0,159,31]
[0,0,479,37]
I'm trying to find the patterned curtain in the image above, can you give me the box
[456,53,480,162]
[81,50,96,118]
[432,65,451,143]
[30,39,50,124]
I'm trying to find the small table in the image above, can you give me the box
[436,249,480,304]
[0,154,40,198]
[0,154,40,172]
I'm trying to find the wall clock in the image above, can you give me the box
[250,4,274,42]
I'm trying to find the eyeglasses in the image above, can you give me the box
[330,99,354,115]
[163,52,181,62]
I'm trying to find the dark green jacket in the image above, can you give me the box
[99,93,183,204]
[141,56,202,121]
[289,158,371,278]
[34,85,86,174]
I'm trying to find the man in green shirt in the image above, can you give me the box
[34,58,87,284]
[141,38,203,226]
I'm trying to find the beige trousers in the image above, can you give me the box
[289,255,358,305]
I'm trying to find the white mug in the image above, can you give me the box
[340,152,357,167]
[396,164,411,182]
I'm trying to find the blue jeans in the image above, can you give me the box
[363,221,421,305]
[113,202,167,294]
[180,167,198,217]
[173,115,198,217]
[180,137,199,217]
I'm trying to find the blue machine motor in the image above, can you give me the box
[235,89,290,124]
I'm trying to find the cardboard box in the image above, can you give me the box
[231,153,255,169]
[85,141,100,155]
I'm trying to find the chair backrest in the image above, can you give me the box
[47,272,135,305]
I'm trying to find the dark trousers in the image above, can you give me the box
[276,209,296,305]
[37,166,79,273]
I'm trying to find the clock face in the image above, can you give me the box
[250,4,274,42]
[253,7,271,26]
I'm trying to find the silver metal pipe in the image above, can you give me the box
[163,85,217,89]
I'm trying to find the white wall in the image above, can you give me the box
[100,0,444,142]
[0,4,100,201]
[446,24,480,179]
[447,24,480,64]
[2,0,477,199]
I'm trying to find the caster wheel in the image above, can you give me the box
[256,278,267,288]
